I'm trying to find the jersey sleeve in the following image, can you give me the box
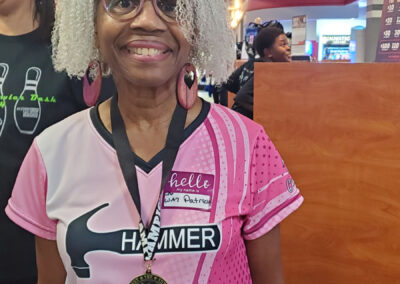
[242,128,303,240]
[5,140,57,240]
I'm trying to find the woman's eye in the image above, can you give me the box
[109,0,140,13]
[118,0,134,9]
[157,0,177,15]
[159,3,174,12]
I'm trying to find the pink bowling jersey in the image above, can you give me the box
[6,102,303,283]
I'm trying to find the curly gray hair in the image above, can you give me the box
[52,0,236,83]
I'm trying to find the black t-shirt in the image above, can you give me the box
[232,78,254,119]
[0,30,113,283]
[220,59,261,119]
[223,58,258,94]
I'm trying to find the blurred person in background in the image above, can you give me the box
[230,26,291,119]
[0,0,113,282]
[214,21,285,109]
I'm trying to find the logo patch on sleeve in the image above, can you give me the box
[162,171,214,211]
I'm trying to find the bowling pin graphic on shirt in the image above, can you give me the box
[0,63,9,137]
[14,67,42,135]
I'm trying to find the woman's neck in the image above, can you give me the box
[260,57,273,62]
[116,80,179,128]
[98,78,203,161]
[0,0,38,36]
[99,78,203,133]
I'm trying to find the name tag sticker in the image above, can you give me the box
[162,171,214,211]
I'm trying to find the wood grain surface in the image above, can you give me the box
[254,63,400,284]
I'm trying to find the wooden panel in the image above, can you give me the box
[227,91,235,108]
[254,63,400,284]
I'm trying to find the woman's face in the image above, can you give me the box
[266,34,291,62]
[95,0,192,88]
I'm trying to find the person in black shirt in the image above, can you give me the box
[0,1,113,282]
[219,26,291,119]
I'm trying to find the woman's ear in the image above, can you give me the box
[263,48,273,58]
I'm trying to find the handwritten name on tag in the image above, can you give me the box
[162,171,214,211]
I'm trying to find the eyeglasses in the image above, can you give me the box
[102,0,177,22]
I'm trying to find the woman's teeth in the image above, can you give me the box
[127,47,164,56]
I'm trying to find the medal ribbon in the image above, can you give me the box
[110,95,187,261]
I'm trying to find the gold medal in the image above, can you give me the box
[130,261,167,284]
[130,271,168,284]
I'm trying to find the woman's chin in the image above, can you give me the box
[123,73,174,88]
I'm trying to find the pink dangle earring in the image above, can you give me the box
[177,63,198,110]
[83,60,103,107]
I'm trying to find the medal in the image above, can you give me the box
[130,273,168,284]
[111,95,187,284]
[130,261,168,284]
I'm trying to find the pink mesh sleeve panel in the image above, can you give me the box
[242,128,303,240]
[5,140,57,240]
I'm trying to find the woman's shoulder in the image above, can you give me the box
[36,108,93,149]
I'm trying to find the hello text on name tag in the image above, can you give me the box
[162,171,214,211]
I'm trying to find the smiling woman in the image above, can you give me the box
[6,1,303,283]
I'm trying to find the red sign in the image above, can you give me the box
[247,0,356,11]
[376,0,400,62]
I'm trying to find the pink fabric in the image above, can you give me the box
[5,140,57,240]
[136,164,162,226]
[245,196,304,240]
[241,127,303,239]
[6,104,303,283]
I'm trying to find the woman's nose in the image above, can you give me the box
[129,1,167,32]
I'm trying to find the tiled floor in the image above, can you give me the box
[198,90,214,103]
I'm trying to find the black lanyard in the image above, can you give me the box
[110,95,187,261]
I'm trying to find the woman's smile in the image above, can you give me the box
[121,40,173,63]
